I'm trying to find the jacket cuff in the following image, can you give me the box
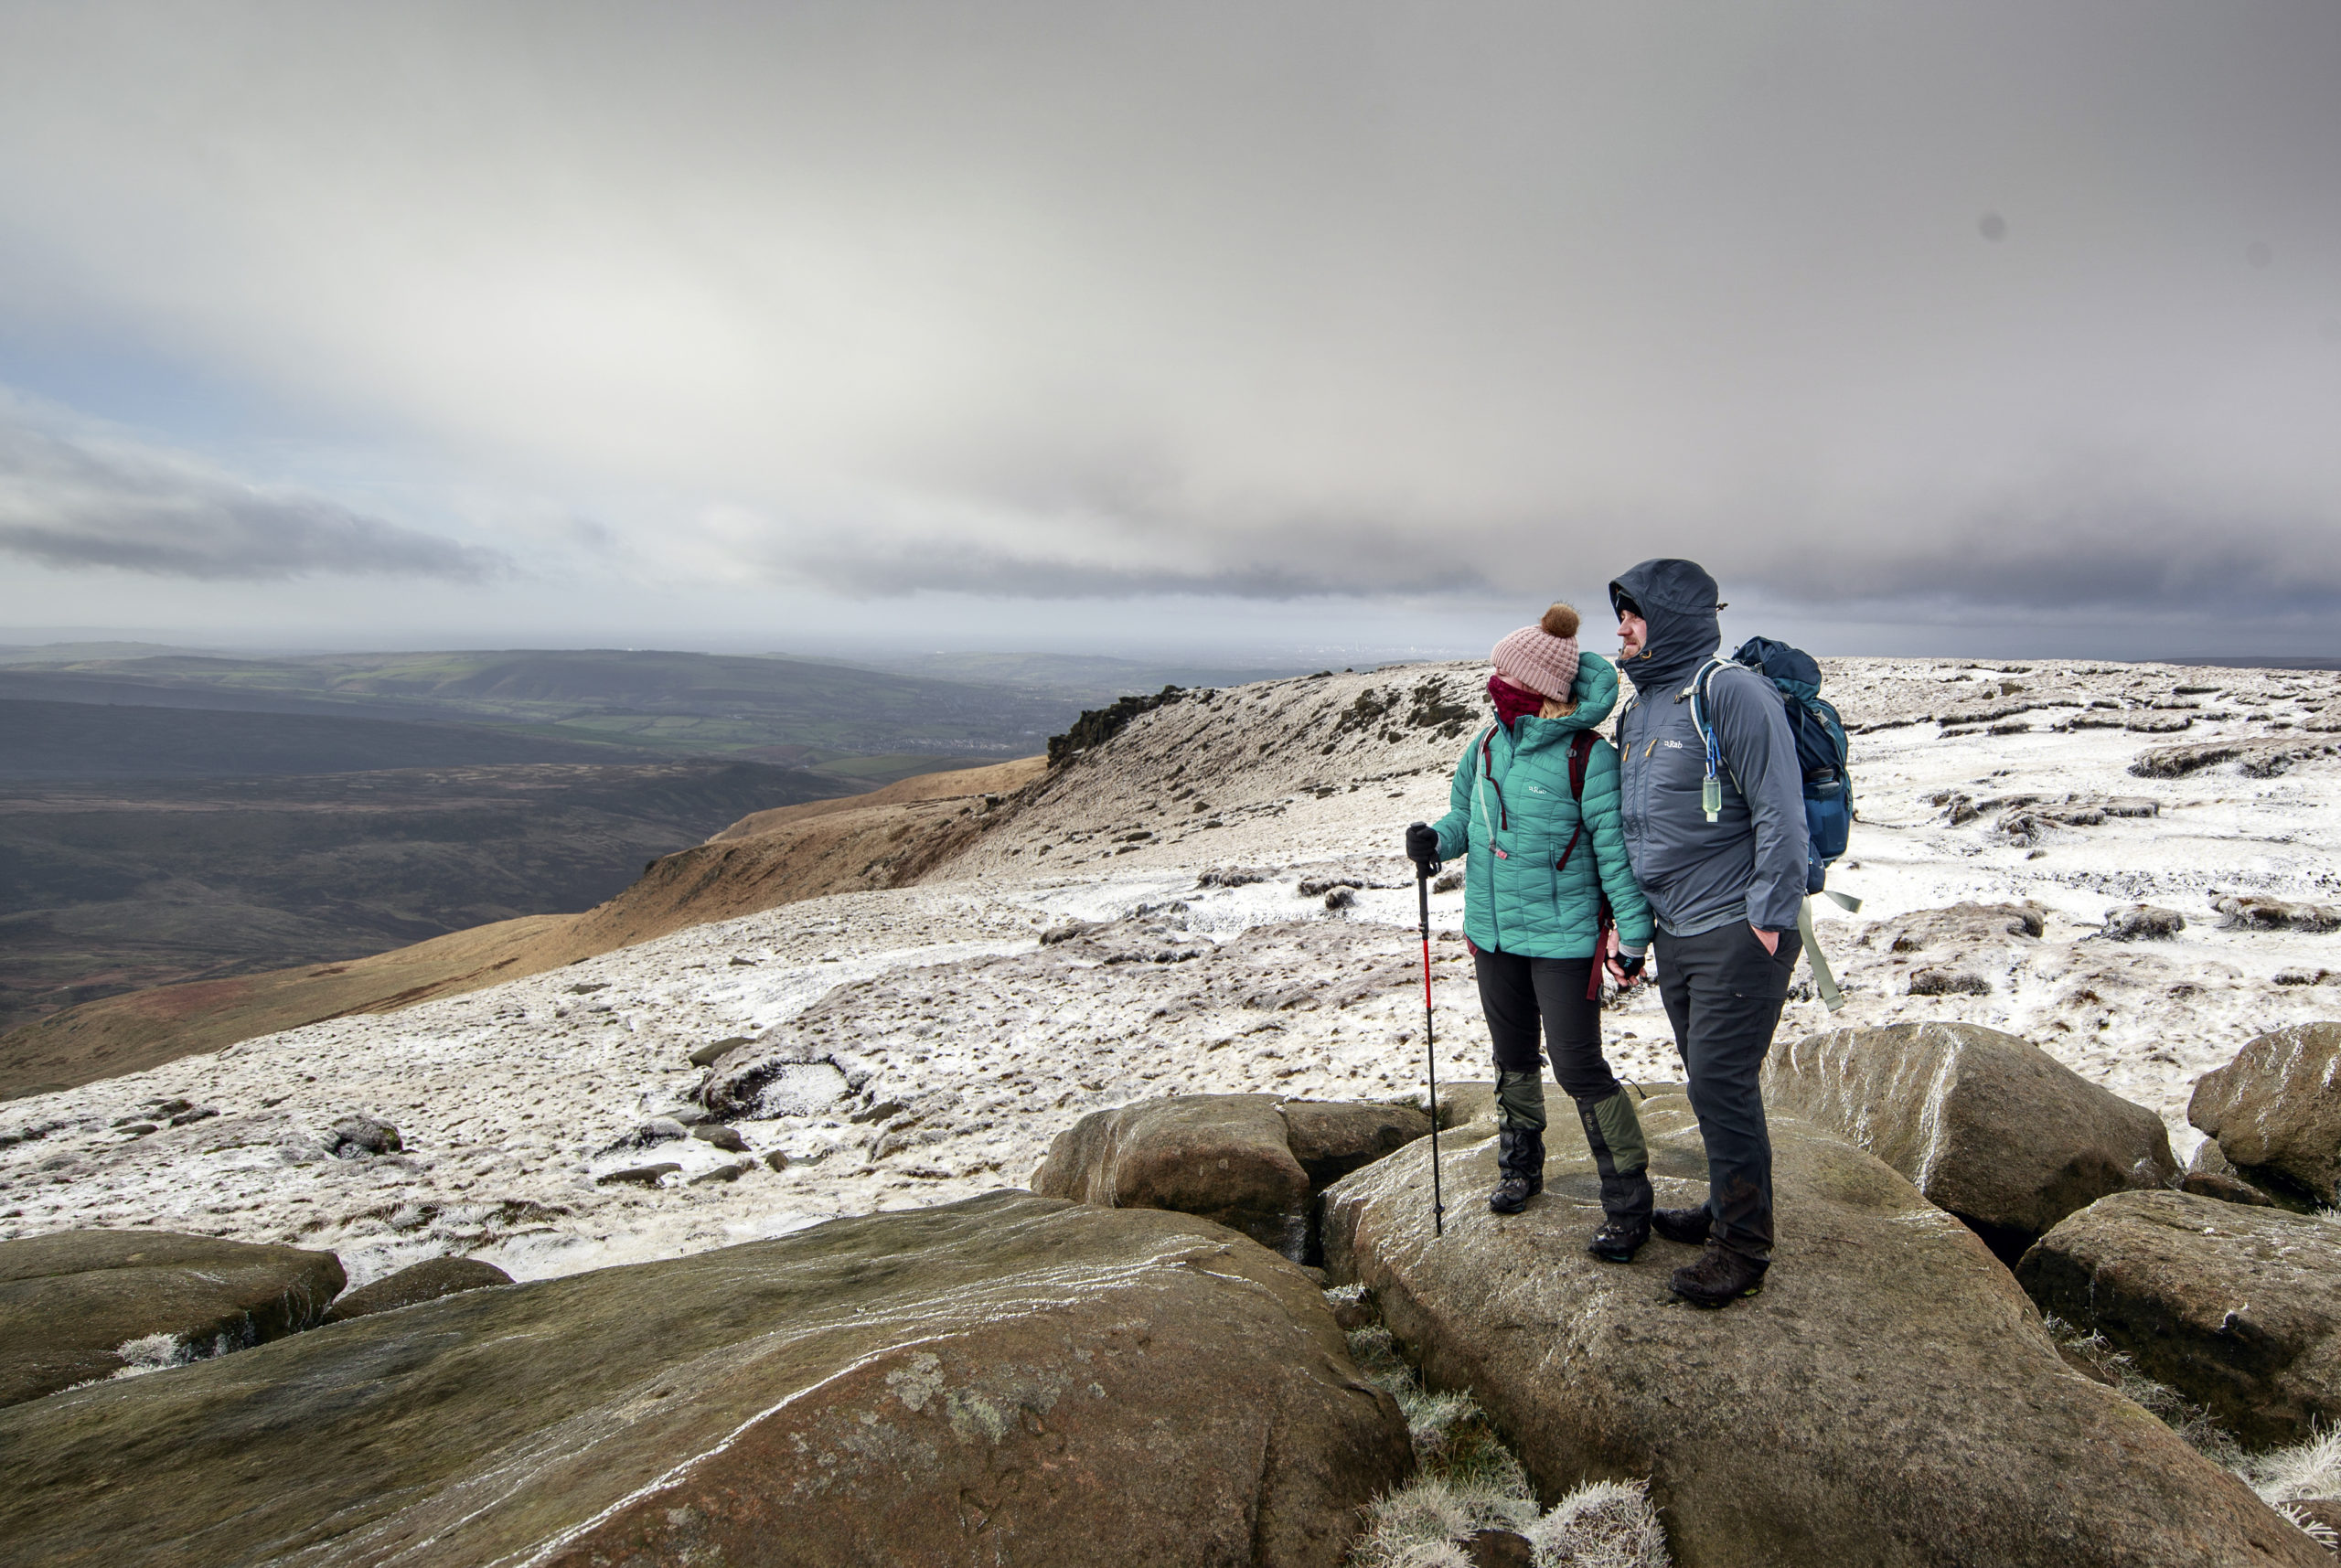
[1618,942,1647,959]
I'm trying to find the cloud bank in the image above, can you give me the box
[0,3,2335,640]
[0,414,504,581]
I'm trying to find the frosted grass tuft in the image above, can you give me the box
[1343,1316,1669,1568]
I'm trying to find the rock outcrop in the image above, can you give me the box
[2191,1024,2341,1205]
[320,1257,511,1324]
[1322,1095,2319,1568]
[0,1193,1409,1568]
[2103,903,2188,940]
[2017,1189,2341,1448]
[1763,1021,2177,1259]
[1275,1100,1433,1189]
[0,1230,345,1407]
[1033,1093,1429,1261]
[2215,896,2341,933]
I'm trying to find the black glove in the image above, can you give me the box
[1615,953,1647,983]
[1405,822,1441,869]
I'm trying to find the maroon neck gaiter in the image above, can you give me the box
[1488,674,1545,731]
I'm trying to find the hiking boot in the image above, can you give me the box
[1489,1126,1545,1214]
[1587,1213,1650,1263]
[1651,1205,1713,1246]
[1670,1241,1767,1307]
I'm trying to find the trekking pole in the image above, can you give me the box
[1414,858,1446,1237]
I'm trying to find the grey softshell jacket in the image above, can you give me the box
[1609,560,1808,938]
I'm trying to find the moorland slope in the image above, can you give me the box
[0,758,1042,1096]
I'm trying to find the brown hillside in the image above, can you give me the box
[0,757,1045,1100]
[497,755,1045,967]
[709,755,1042,841]
[0,915,570,1100]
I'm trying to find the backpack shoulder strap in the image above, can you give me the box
[1456,723,1497,786]
[1554,729,1600,876]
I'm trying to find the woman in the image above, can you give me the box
[1404,603,1657,1261]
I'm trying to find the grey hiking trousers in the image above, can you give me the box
[1652,921,1800,1260]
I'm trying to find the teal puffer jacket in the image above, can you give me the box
[1427,651,1655,959]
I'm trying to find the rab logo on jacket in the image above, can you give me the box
[1662,739,1685,749]
[1524,783,1550,795]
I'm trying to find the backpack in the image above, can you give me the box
[1689,637,1854,895]
[1686,638,1862,1011]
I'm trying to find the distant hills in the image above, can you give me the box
[0,644,1096,1038]
[0,758,852,1040]
[0,647,1088,769]
[0,698,657,780]
[0,644,1312,1043]
[809,650,1309,703]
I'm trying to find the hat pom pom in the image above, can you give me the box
[1541,603,1579,639]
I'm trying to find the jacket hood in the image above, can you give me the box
[1609,558,1723,692]
[1508,650,1620,749]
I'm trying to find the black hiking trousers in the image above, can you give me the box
[1470,947,1619,1101]
[1652,921,1800,1261]
[1470,948,1652,1227]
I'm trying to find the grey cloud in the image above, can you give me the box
[0,4,2338,643]
[785,527,1501,602]
[0,421,507,581]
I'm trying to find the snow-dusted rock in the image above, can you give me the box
[323,1114,401,1159]
[2018,1189,2341,1447]
[2103,903,2187,941]
[595,1161,679,1187]
[1874,900,2048,949]
[0,1194,1410,1568]
[2133,736,2341,778]
[2190,1024,2341,1204]
[0,1229,344,1407]
[320,1256,509,1323]
[1763,1021,2176,1258]
[2216,895,2341,933]
[1908,967,1992,996]
[1322,1097,2320,1568]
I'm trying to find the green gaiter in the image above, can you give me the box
[1495,1069,1548,1132]
[1580,1089,1650,1176]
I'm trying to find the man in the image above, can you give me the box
[1606,559,1805,1307]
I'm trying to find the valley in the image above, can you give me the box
[0,756,850,1051]
[0,645,1106,1048]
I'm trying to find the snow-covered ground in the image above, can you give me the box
[2,657,2335,1287]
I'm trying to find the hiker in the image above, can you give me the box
[1607,559,1805,1307]
[1404,604,1658,1262]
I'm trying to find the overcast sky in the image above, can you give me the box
[1,2,2336,661]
